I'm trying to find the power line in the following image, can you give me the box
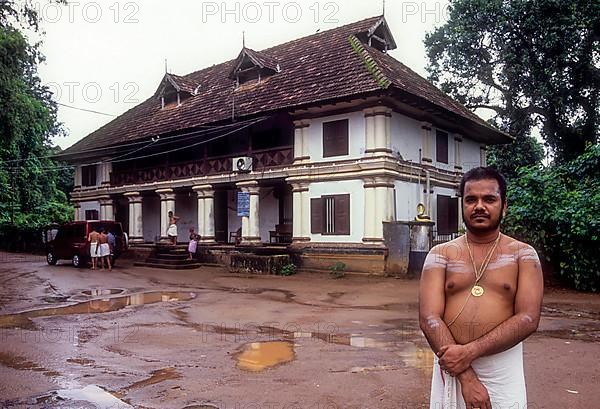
[56,102,117,117]
[0,116,268,172]
[1,116,268,165]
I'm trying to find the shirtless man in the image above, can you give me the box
[88,226,100,270]
[419,167,543,409]
[167,210,179,245]
[98,228,112,271]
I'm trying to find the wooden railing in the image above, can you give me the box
[110,146,294,186]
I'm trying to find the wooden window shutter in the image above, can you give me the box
[311,198,323,234]
[323,119,349,157]
[436,195,449,234]
[334,194,350,235]
[448,197,459,233]
[436,130,448,164]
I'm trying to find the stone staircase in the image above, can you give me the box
[134,244,203,270]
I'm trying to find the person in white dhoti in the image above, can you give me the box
[167,211,179,245]
[419,167,543,409]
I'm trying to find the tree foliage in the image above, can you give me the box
[0,0,73,231]
[503,144,600,291]
[425,0,600,163]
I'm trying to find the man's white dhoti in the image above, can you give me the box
[430,343,527,409]
[167,224,177,237]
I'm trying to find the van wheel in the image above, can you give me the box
[47,251,57,265]
[72,254,83,268]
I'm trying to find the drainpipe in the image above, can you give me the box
[425,169,431,217]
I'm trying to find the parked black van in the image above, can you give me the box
[45,221,128,267]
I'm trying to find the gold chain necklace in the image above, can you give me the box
[465,233,501,297]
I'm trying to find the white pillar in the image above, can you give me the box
[364,108,376,155]
[421,122,433,163]
[363,178,376,242]
[300,189,310,239]
[236,182,261,245]
[204,189,215,243]
[454,135,463,171]
[99,197,114,221]
[73,202,82,221]
[293,120,310,163]
[124,192,143,244]
[301,121,310,161]
[293,121,304,163]
[292,184,303,241]
[156,188,175,240]
[100,161,112,187]
[74,166,82,191]
[193,187,206,238]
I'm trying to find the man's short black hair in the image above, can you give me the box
[459,166,507,204]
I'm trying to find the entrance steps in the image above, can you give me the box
[134,244,203,270]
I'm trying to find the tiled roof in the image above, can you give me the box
[59,16,507,158]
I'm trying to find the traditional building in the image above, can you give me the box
[56,16,510,274]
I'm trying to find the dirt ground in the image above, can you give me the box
[0,251,598,409]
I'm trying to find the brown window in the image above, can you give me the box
[311,194,350,235]
[436,195,458,234]
[323,119,349,157]
[81,165,97,187]
[436,130,448,164]
[85,210,99,221]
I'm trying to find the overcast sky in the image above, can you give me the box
[35,0,451,150]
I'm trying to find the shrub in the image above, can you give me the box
[329,261,346,279]
[503,144,600,291]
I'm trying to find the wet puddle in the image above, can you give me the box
[236,341,295,371]
[0,291,197,329]
[82,288,125,296]
[121,367,182,392]
[56,384,133,409]
[0,351,60,377]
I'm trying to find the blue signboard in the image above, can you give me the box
[237,192,250,217]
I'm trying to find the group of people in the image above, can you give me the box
[168,211,199,261]
[87,227,115,270]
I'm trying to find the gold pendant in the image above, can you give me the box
[471,285,485,297]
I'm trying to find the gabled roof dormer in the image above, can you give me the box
[355,16,397,53]
[229,47,281,87]
[155,73,200,109]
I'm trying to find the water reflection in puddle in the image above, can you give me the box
[82,288,125,296]
[237,341,295,371]
[56,385,133,409]
[0,291,197,329]
[396,344,434,376]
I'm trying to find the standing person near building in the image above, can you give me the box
[187,228,198,261]
[419,167,543,409]
[88,226,100,270]
[98,228,112,271]
[107,229,116,265]
[167,211,179,245]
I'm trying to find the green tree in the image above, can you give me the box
[425,0,600,163]
[0,0,72,230]
[503,144,600,291]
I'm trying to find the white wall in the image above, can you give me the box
[391,112,422,162]
[394,180,422,221]
[80,201,100,219]
[461,139,484,172]
[309,180,364,243]
[306,111,365,162]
